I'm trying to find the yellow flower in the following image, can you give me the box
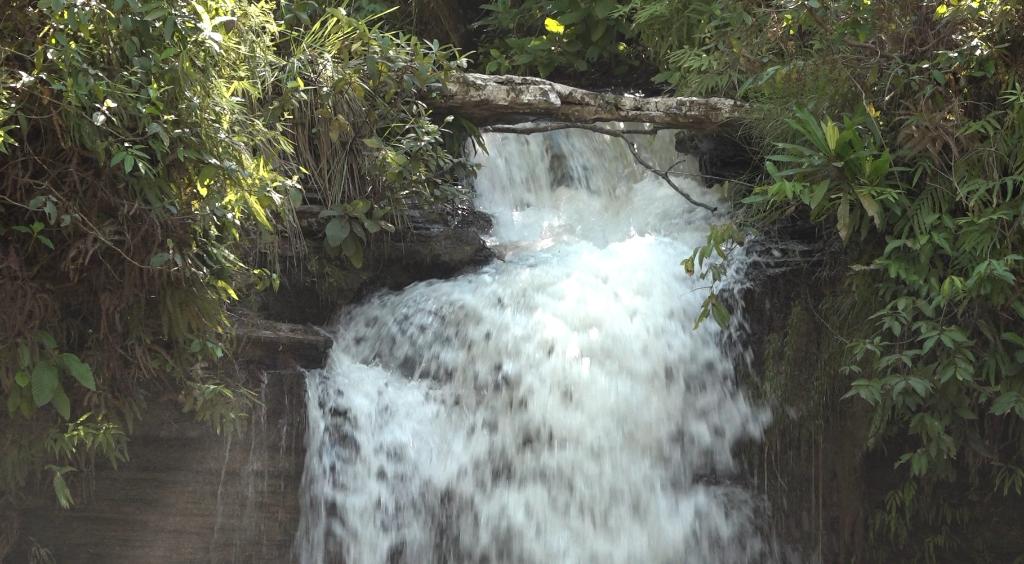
[544,17,565,34]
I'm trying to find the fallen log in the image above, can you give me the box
[430,73,742,130]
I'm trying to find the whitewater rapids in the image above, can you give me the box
[297,126,770,564]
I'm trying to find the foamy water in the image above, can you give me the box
[297,126,770,563]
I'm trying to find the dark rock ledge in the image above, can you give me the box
[233,316,333,370]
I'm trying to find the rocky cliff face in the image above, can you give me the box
[10,203,494,564]
[18,369,309,564]
[735,234,1024,563]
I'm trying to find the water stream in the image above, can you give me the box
[298,126,771,563]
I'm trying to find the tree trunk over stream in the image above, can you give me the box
[430,73,743,129]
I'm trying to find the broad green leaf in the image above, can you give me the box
[341,236,364,268]
[843,378,882,404]
[911,452,928,476]
[60,353,96,391]
[856,190,883,229]
[325,217,350,247]
[144,7,168,20]
[559,10,586,24]
[37,331,57,349]
[348,199,371,216]
[31,361,59,407]
[809,180,829,212]
[51,384,71,419]
[711,300,731,328]
[992,392,1022,416]
[907,377,932,398]
[1002,332,1024,348]
[593,0,616,17]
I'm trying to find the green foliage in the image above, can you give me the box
[279,9,470,268]
[181,382,258,437]
[746,110,900,243]
[320,201,395,268]
[1,0,284,506]
[0,0,468,509]
[7,331,96,421]
[681,223,743,330]
[659,0,1024,556]
[626,0,761,96]
[475,0,637,79]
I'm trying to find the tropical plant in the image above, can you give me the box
[474,0,640,80]
[0,0,470,512]
[663,0,1024,557]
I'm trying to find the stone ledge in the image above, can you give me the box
[233,316,333,369]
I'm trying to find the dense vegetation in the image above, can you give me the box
[0,0,468,514]
[657,1,1024,555]
[4,0,1024,559]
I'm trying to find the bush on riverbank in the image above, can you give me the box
[0,0,468,515]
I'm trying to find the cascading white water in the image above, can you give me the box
[298,126,771,564]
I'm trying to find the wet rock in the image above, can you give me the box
[674,131,754,186]
[13,370,309,564]
[233,315,333,369]
[260,201,494,326]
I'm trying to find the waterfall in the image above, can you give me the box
[298,126,771,563]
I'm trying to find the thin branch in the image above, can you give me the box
[484,123,718,213]
[665,159,758,189]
